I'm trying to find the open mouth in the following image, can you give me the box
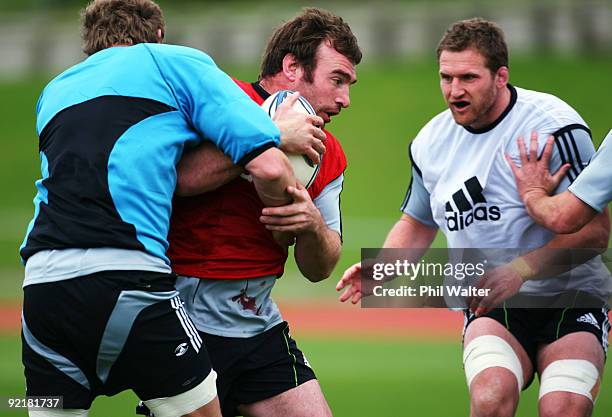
[452,101,470,110]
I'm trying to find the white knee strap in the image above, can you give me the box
[144,369,217,417]
[29,409,88,417]
[539,360,600,403]
[463,335,524,393]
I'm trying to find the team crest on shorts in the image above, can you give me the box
[174,342,190,356]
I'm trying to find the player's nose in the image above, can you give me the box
[450,79,465,97]
[337,88,350,108]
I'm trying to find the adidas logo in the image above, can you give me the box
[577,313,600,330]
[445,176,501,231]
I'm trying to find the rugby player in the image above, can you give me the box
[164,8,361,417]
[19,1,322,416]
[507,129,612,234]
[338,17,610,417]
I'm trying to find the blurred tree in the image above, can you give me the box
[530,1,555,54]
[571,0,609,55]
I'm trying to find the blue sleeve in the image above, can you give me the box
[149,45,280,165]
[568,129,612,212]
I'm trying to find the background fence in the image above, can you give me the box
[0,0,610,77]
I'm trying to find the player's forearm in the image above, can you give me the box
[383,215,438,250]
[524,189,596,234]
[370,215,438,272]
[294,227,341,282]
[247,147,296,207]
[544,208,609,253]
[176,141,242,196]
[512,209,609,281]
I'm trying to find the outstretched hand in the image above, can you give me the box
[336,261,379,304]
[336,262,365,304]
[505,132,570,204]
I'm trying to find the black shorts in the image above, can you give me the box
[22,270,213,409]
[464,307,610,387]
[202,321,316,417]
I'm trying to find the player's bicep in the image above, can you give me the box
[551,125,594,192]
[157,48,280,164]
[313,174,344,238]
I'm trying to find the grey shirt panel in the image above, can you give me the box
[313,174,343,236]
[401,166,437,227]
[176,275,283,338]
[569,129,612,212]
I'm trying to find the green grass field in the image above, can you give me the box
[1,55,612,416]
[2,334,612,416]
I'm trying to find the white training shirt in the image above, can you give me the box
[403,85,611,300]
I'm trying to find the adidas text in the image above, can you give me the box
[446,205,501,231]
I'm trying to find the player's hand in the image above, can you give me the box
[336,260,379,304]
[260,183,324,235]
[469,264,524,316]
[505,132,570,204]
[336,262,364,304]
[273,92,326,165]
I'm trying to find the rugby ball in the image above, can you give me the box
[260,90,321,189]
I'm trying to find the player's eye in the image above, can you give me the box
[440,74,452,82]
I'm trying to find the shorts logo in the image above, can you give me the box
[577,313,601,330]
[445,176,501,231]
[174,342,189,357]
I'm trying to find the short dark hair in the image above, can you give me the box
[81,0,165,56]
[260,7,362,82]
[437,17,509,73]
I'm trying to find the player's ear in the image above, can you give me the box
[281,54,299,82]
[495,66,509,88]
[156,28,164,43]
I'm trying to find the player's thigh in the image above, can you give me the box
[536,333,601,417]
[537,307,609,374]
[238,380,331,417]
[21,274,125,409]
[537,332,604,375]
[108,292,213,401]
[537,332,604,416]
[536,308,609,416]
[231,322,319,416]
[464,315,534,387]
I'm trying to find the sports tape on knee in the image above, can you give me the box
[144,369,217,417]
[539,359,600,402]
[29,409,88,417]
[463,335,524,393]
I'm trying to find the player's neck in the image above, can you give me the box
[472,84,512,130]
[258,77,292,95]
